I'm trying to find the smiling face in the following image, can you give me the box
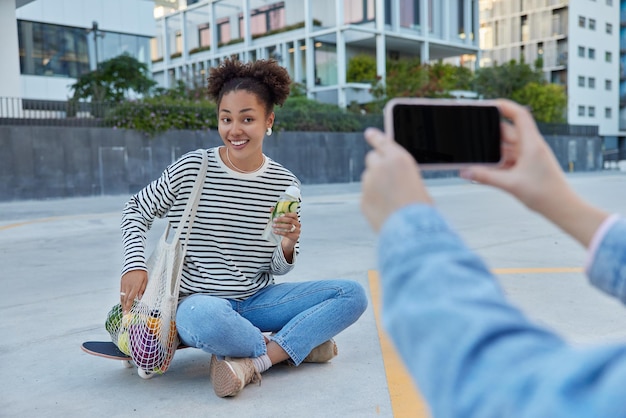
[218,90,274,171]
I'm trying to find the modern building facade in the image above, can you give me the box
[2,0,155,104]
[479,0,621,138]
[151,0,481,108]
[621,0,626,132]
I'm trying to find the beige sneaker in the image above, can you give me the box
[210,355,261,398]
[303,339,338,363]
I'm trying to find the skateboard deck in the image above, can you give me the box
[81,341,132,360]
[81,341,189,359]
[81,341,189,378]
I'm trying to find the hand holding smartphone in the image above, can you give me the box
[383,98,502,170]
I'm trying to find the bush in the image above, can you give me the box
[106,82,382,136]
[275,96,377,132]
[106,96,216,137]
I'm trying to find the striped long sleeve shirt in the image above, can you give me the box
[121,147,300,300]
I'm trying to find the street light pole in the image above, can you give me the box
[89,21,105,70]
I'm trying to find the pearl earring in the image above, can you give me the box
[266,127,273,136]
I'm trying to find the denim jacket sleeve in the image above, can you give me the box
[587,217,626,304]
[378,204,626,418]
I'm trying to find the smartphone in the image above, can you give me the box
[383,98,502,170]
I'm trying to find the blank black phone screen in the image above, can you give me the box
[392,104,501,164]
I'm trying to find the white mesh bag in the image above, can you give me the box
[115,149,207,375]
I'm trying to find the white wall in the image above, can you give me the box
[14,0,156,101]
[0,0,22,100]
[567,1,620,136]
[21,76,77,101]
[16,0,155,36]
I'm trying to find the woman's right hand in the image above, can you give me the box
[120,269,148,313]
[460,99,569,213]
[460,99,608,247]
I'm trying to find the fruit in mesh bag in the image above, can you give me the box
[158,320,179,372]
[146,309,162,334]
[129,323,164,371]
[117,331,131,356]
[105,304,123,335]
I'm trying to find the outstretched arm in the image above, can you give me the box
[361,124,626,417]
[460,99,609,249]
[379,204,626,418]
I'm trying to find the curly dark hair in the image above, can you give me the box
[207,58,291,114]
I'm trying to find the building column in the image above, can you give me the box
[210,1,218,62]
[294,40,302,85]
[304,0,314,99]
[421,0,429,63]
[375,0,386,89]
[162,16,170,88]
[0,1,22,101]
[465,0,472,45]
[242,0,251,61]
[335,0,347,108]
[181,10,188,62]
[442,0,450,41]
[391,0,399,32]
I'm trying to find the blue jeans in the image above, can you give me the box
[176,280,367,365]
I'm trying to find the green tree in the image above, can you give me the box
[372,58,473,100]
[511,82,567,123]
[70,53,157,103]
[473,59,544,99]
[372,57,427,99]
[347,54,377,83]
[425,61,474,96]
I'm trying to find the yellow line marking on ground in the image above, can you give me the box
[369,266,583,416]
[0,217,61,231]
[0,212,118,232]
[368,270,430,418]
[492,267,583,274]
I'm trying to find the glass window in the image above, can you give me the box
[99,32,122,62]
[578,76,585,87]
[199,24,210,47]
[605,107,612,118]
[344,0,376,24]
[588,48,595,59]
[314,42,337,86]
[174,31,182,54]
[589,19,596,30]
[606,23,612,34]
[578,16,585,27]
[606,79,612,90]
[95,29,150,65]
[217,18,231,44]
[578,105,585,116]
[400,0,421,31]
[246,2,286,37]
[606,51,612,62]
[428,0,439,36]
[151,37,161,61]
[588,106,595,117]
[384,0,392,25]
[457,0,466,39]
[18,20,91,78]
[578,46,585,57]
[588,77,595,88]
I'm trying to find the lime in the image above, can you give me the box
[118,331,131,355]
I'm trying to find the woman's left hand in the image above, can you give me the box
[274,213,300,243]
[275,213,300,263]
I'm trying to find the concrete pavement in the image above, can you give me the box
[3,173,626,417]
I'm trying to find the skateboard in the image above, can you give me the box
[81,341,188,379]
